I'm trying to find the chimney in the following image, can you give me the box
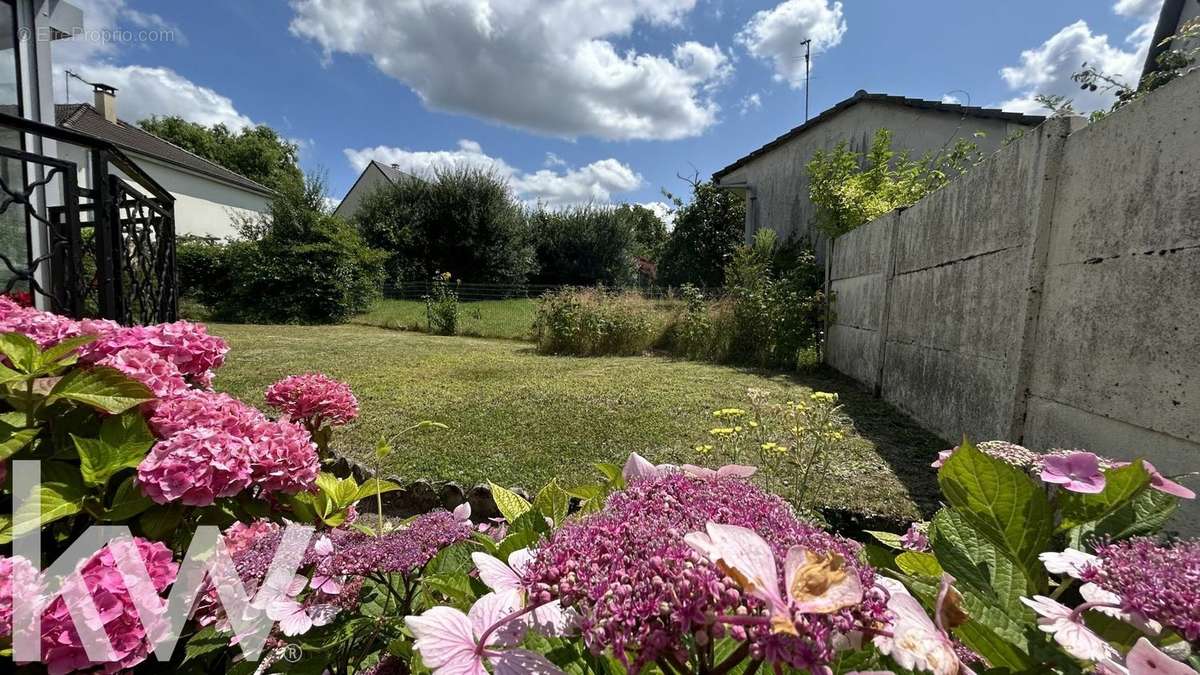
[93,83,118,124]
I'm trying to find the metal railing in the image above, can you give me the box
[0,110,177,324]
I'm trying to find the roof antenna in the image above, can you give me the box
[800,39,812,121]
[64,69,98,103]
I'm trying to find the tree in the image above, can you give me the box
[353,166,534,285]
[137,116,304,193]
[657,180,745,287]
[529,205,636,286]
[806,128,979,238]
[614,204,668,261]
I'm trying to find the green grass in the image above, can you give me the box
[352,298,536,340]
[210,323,945,521]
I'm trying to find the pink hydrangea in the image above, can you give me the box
[98,348,189,400]
[0,300,82,349]
[1040,452,1107,493]
[1082,538,1200,641]
[79,320,228,385]
[900,522,930,552]
[136,428,254,505]
[37,537,177,675]
[265,373,359,428]
[148,390,265,440]
[192,520,282,629]
[249,420,320,495]
[1,554,44,637]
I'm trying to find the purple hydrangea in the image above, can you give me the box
[522,473,888,673]
[311,511,471,577]
[1082,538,1200,642]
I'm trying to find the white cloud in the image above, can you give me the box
[343,141,643,207]
[941,94,963,105]
[998,19,1150,114]
[53,0,252,130]
[641,201,676,231]
[544,153,567,168]
[1112,0,1162,19]
[736,0,846,88]
[288,0,733,140]
[739,93,763,114]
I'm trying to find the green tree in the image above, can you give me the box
[529,205,636,286]
[806,128,979,238]
[614,203,668,261]
[353,166,534,285]
[657,180,745,287]
[137,116,304,193]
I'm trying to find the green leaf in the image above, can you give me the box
[47,366,154,413]
[497,528,540,560]
[12,463,85,536]
[895,551,942,578]
[1070,486,1179,546]
[0,362,24,387]
[0,332,39,373]
[864,530,907,550]
[181,625,229,667]
[35,335,98,373]
[74,411,155,487]
[489,482,531,523]
[938,438,1053,585]
[422,572,478,607]
[532,479,570,526]
[288,492,321,525]
[1058,461,1151,532]
[103,476,154,521]
[594,462,623,484]
[139,503,184,539]
[954,617,1036,671]
[0,424,39,462]
[352,478,402,504]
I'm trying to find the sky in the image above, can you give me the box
[53,0,1167,216]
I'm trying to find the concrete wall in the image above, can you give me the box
[60,144,271,240]
[717,100,1032,252]
[334,162,392,222]
[826,71,1200,531]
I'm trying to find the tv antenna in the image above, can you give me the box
[798,39,813,121]
[64,69,108,103]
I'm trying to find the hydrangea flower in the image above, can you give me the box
[1118,637,1199,675]
[98,348,189,400]
[900,522,931,552]
[264,373,359,428]
[248,420,320,495]
[147,389,265,440]
[874,576,967,675]
[522,471,887,673]
[136,428,254,505]
[1021,595,1116,662]
[407,590,563,675]
[1,555,44,638]
[310,512,471,577]
[472,549,574,637]
[1081,538,1200,641]
[36,537,177,675]
[0,299,82,348]
[79,320,228,385]
[1040,452,1107,493]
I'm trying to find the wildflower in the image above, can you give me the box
[1081,538,1200,641]
[522,472,886,672]
[680,463,757,480]
[265,373,359,428]
[900,523,930,553]
[136,428,254,505]
[99,348,189,400]
[248,419,320,495]
[712,408,747,419]
[874,576,966,675]
[693,444,715,455]
[709,427,737,437]
[36,537,178,675]
[471,549,574,636]
[684,523,863,634]
[407,590,563,675]
[1040,452,1107,494]
[810,392,838,404]
[1020,595,1116,662]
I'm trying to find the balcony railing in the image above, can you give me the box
[0,110,177,324]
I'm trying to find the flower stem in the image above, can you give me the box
[473,599,551,657]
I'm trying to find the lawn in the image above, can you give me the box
[210,323,945,522]
[352,298,536,340]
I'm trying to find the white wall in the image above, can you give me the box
[59,143,271,239]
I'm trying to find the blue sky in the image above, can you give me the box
[55,1,1164,214]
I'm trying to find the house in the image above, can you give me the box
[54,85,274,239]
[1141,0,1200,79]
[333,160,416,221]
[712,90,1045,256]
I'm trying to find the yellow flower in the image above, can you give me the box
[694,444,715,454]
[810,391,838,404]
[748,421,759,428]
[709,427,736,437]
[712,408,747,419]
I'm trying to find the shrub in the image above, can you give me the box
[179,175,385,324]
[532,287,663,356]
[354,166,534,285]
[657,180,745,287]
[423,271,459,335]
[528,205,637,286]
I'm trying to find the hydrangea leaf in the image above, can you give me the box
[938,438,1052,586]
[953,617,1036,672]
[532,479,570,526]
[103,476,154,521]
[1067,485,1178,547]
[0,332,40,373]
[34,334,97,374]
[11,462,85,537]
[0,424,39,462]
[352,478,402,504]
[489,481,531,523]
[1058,461,1151,533]
[46,365,154,413]
[74,410,155,487]
[864,530,906,550]
[894,551,942,578]
[181,626,228,667]
[139,502,184,540]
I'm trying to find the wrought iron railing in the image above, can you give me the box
[0,111,177,324]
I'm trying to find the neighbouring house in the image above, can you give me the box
[1141,0,1200,78]
[54,85,273,239]
[712,90,1045,257]
[333,160,415,221]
